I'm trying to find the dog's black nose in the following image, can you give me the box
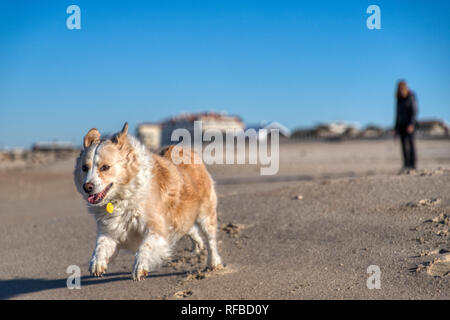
[83,182,94,194]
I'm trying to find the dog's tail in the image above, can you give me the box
[158,145,203,165]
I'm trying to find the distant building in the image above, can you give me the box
[244,121,291,142]
[137,112,245,150]
[32,141,75,152]
[358,125,386,139]
[136,123,162,151]
[0,147,27,161]
[312,122,360,139]
[290,128,317,140]
[416,120,449,138]
[342,126,360,139]
[161,112,245,146]
[262,121,291,138]
[0,142,77,166]
[291,122,361,141]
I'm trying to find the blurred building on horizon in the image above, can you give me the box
[137,113,450,150]
[137,111,245,150]
[290,119,449,142]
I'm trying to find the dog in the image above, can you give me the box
[73,122,222,280]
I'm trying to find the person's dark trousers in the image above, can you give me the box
[399,128,416,169]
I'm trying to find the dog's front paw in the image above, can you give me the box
[89,257,107,277]
[132,259,149,281]
[208,256,223,271]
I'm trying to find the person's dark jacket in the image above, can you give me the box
[395,92,418,134]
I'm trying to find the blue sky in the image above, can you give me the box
[0,0,449,148]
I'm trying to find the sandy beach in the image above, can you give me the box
[0,139,449,299]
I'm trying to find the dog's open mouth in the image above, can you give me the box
[87,183,113,205]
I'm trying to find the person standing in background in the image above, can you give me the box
[394,80,418,171]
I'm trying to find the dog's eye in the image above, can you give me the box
[100,165,110,172]
[82,165,89,172]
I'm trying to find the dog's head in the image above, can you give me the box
[74,122,139,206]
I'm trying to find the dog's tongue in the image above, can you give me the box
[86,184,111,204]
[88,194,98,204]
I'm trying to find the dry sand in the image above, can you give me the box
[0,140,449,299]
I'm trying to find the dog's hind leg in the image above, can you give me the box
[188,224,204,254]
[132,232,171,281]
[197,212,223,269]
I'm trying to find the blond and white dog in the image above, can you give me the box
[73,123,222,280]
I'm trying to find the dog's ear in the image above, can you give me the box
[83,128,101,149]
[112,122,128,147]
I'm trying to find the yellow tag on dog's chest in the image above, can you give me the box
[106,202,114,214]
